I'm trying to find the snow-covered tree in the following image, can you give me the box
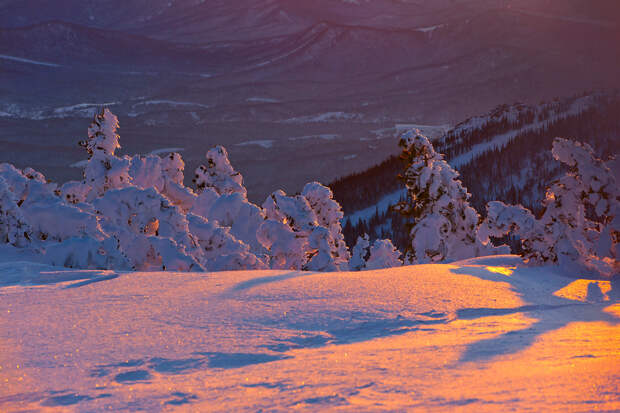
[0,177,31,247]
[93,187,202,271]
[304,226,338,272]
[258,190,317,269]
[256,219,309,270]
[0,163,103,243]
[348,235,402,271]
[43,236,131,270]
[366,239,402,270]
[395,130,505,264]
[129,152,196,212]
[348,234,370,271]
[80,108,121,156]
[193,146,246,197]
[58,181,91,205]
[187,213,267,271]
[482,138,619,276]
[302,182,350,269]
[191,188,265,254]
[79,108,130,200]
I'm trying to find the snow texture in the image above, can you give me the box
[0,255,618,412]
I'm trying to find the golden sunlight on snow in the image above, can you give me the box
[484,266,515,276]
[553,279,612,302]
[0,260,618,411]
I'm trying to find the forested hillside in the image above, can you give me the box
[332,91,620,250]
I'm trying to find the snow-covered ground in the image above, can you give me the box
[1,255,618,411]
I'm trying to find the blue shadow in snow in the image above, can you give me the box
[114,370,152,383]
[229,271,314,292]
[264,315,450,352]
[149,357,205,374]
[42,393,93,406]
[450,265,619,363]
[64,274,119,289]
[97,352,290,382]
[165,392,199,406]
[293,395,348,407]
[195,352,292,369]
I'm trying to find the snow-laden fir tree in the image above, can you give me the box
[366,239,402,270]
[193,145,246,197]
[348,234,370,271]
[304,226,338,272]
[348,234,402,271]
[129,152,196,212]
[1,163,103,243]
[191,187,265,254]
[257,189,318,269]
[190,146,267,253]
[394,130,505,264]
[302,182,350,269]
[93,186,202,271]
[481,138,619,276]
[79,108,131,201]
[187,213,267,271]
[0,177,31,247]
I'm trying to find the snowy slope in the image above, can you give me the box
[1,256,618,411]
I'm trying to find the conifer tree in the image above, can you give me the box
[193,146,246,197]
[394,130,502,264]
[366,239,402,270]
[80,108,131,200]
[0,177,31,247]
[482,138,619,276]
[349,234,370,271]
[302,182,350,268]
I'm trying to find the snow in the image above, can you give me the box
[53,103,120,117]
[69,160,89,169]
[282,112,362,124]
[288,134,340,141]
[149,147,184,155]
[368,123,450,141]
[235,140,275,149]
[246,97,281,103]
[1,255,618,411]
[0,54,61,67]
[415,24,445,33]
[133,100,210,109]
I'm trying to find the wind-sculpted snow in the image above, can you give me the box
[0,256,618,411]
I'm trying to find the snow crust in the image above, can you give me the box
[1,256,618,412]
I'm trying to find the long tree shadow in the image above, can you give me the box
[228,271,315,293]
[0,261,118,287]
[450,265,619,363]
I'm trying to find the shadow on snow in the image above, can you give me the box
[450,265,619,363]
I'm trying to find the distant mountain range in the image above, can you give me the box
[1,0,619,201]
